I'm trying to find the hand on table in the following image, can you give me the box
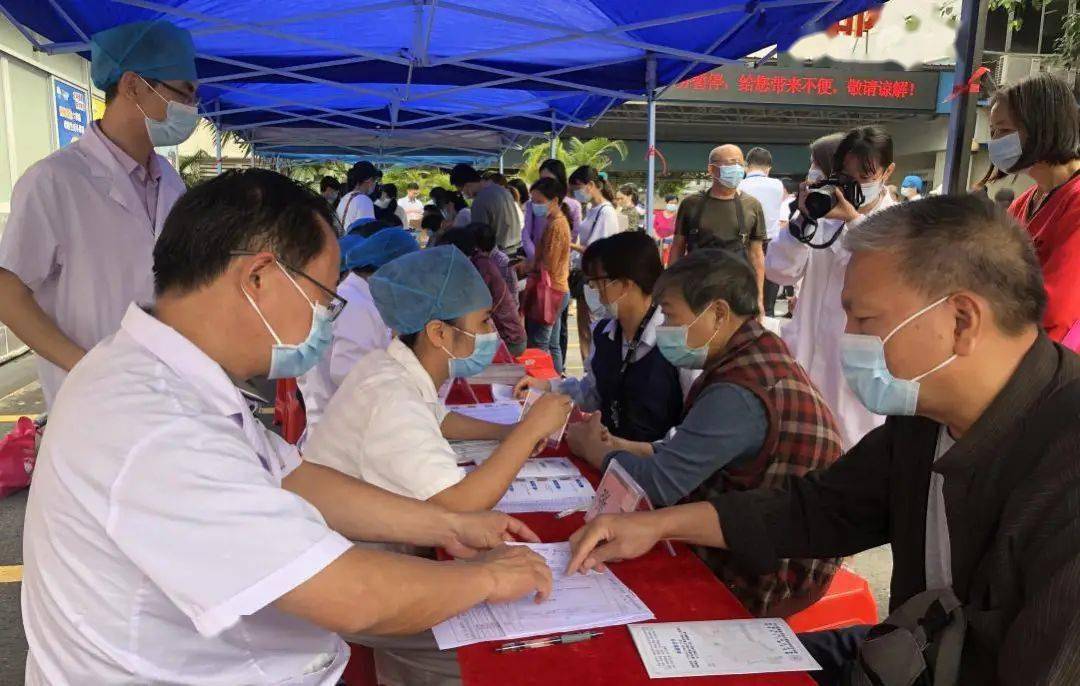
[566,511,667,575]
[473,544,553,604]
[566,413,612,469]
[444,511,540,558]
[513,375,552,399]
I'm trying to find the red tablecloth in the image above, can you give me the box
[448,385,815,685]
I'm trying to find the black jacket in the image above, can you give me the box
[711,335,1080,685]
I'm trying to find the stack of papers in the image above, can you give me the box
[468,363,528,386]
[628,620,820,678]
[433,542,654,649]
[494,477,595,514]
[449,401,523,425]
[450,440,501,465]
[464,457,582,480]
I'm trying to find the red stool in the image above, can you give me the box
[342,643,379,686]
[273,379,307,445]
[786,567,879,633]
[515,349,559,380]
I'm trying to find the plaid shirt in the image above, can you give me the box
[684,319,844,617]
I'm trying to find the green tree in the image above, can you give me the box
[940,0,1079,69]
[178,150,212,189]
[380,166,452,197]
[518,136,629,182]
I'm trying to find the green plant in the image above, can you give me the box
[200,120,254,156]
[178,149,212,189]
[380,166,452,196]
[517,136,629,182]
[939,0,1078,70]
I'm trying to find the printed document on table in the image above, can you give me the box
[463,457,582,480]
[449,401,523,425]
[628,620,820,678]
[494,477,595,514]
[433,542,654,649]
[450,440,501,465]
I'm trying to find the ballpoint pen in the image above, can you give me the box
[495,631,604,653]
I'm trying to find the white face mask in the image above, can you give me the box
[137,77,199,147]
[374,196,391,209]
[988,131,1024,173]
[807,167,826,184]
[860,180,884,207]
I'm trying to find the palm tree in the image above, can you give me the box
[517,136,628,182]
[178,150,212,188]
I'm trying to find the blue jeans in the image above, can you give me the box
[526,292,570,374]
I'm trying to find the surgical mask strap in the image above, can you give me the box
[687,305,721,349]
[882,295,950,345]
[440,325,476,359]
[242,263,317,346]
[912,353,957,383]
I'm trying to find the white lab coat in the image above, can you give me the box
[22,305,350,685]
[297,273,392,442]
[304,339,466,501]
[764,193,897,449]
[0,123,185,407]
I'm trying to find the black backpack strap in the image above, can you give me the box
[687,191,709,250]
[734,192,749,248]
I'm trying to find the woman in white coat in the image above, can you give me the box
[765,127,897,450]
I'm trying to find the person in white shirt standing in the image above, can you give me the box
[765,126,898,449]
[297,227,420,444]
[20,169,553,686]
[738,147,787,317]
[400,182,426,229]
[569,165,622,360]
[0,20,197,408]
[336,160,380,232]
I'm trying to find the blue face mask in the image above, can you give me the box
[988,131,1024,173]
[443,327,499,378]
[532,203,550,217]
[138,77,199,147]
[715,164,746,189]
[839,296,957,416]
[573,188,591,204]
[244,263,335,380]
[655,306,720,369]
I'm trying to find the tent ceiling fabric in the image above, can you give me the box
[1,0,881,160]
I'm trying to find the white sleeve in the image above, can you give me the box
[364,395,466,500]
[106,416,352,638]
[0,164,63,291]
[600,205,620,239]
[764,221,811,286]
[328,306,390,387]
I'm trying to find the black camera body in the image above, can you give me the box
[804,176,863,220]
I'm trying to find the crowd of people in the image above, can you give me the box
[0,18,1077,686]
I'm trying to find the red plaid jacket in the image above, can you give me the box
[683,319,844,617]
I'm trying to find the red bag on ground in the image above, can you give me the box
[523,269,562,326]
[0,417,40,498]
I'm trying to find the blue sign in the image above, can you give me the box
[53,78,89,148]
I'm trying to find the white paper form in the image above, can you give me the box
[628,620,821,678]
[433,543,654,649]
[450,440,501,465]
[493,477,595,514]
[449,401,523,425]
[464,458,582,480]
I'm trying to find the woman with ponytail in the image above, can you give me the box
[568,165,621,358]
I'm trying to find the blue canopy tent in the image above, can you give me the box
[0,0,885,227]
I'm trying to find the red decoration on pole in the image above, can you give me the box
[646,145,669,176]
[944,66,990,103]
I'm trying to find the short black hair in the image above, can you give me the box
[992,73,1080,171]
[346,161,379,190]
[471,222,498,252]
[154,169,331,296]
[320,176,341,193]
[104,82,120,104]
[582,232,664,294]
[654,249,760,317]
[994,187,1016,204]
[664,194,678,202]
[483,171,508,186]
[438,225,479,256]
[421,208,444,233]
[834,126,893,177]
[746,147,773,168]
[781,177,800,195]
[381,183,398,199]
[450,163,482,188]
[617,184,639,205]
[508,178,529,205]
[538,159,569,190]
[569,165,615,203]
[406,182,420,191]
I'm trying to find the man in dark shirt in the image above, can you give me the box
[449,164,522,253]
[566,195,1080,686]
[670,144,767,311]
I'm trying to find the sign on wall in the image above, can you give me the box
[666,65,942,112]
[52,77,89,148]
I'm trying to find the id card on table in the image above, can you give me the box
[586,460,676,555]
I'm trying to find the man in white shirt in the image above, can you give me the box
[297,227,419,442]
[738,147,787,317]
[21,169,552,685]
[0,20,197,408]
[400,182,426,229]
[336,160,380,232]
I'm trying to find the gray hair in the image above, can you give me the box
[654,249,760,317]
[843,194,1045,334]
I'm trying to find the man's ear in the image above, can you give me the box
[951,292,982,357]
[239,252,279,297]
[711,300,733,327]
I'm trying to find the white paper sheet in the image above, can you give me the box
[463,457,582,480]
[449,401,523,425]
[493,477,595,514]
[490,383,518,402]
[450,440,501,465]
[433,543,654,649]
[468,363,528,386]
[628,620,821,678]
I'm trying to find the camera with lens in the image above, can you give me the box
[804,175,863,220]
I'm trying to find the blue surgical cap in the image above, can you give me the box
[344,228,419,272]
[370,245,492,334]
[338,234,368,271]
[91,21,197,90]
[901,175,925,192]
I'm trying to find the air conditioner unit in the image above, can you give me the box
[1031,56,1077,83]
[995,54,1035,85]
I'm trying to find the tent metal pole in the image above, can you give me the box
[215,102,223,175]
[550,111,557,159]
[499,153,505,174]
[942,0,989,193]
[645,55,658,237]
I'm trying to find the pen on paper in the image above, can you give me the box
[496,631,603,653]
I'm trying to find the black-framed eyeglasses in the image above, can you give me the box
[231,251,348,321]
[149,78,201,107]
